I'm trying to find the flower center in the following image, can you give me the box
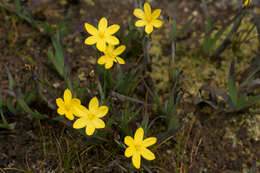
[146,15,152,23]
[134,144,142,152]
[98,31,105,39]
[64,103,71,112]
[87,113,96,120]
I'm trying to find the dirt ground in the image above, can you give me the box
[0,0,260,172]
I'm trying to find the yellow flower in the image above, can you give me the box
[124,128,157,169]
[97,44,126,69]
[243,0,251,7]
[73,97,108,136]
[56,89,81,120]
[133,2,163,34]
[84,17,120,51]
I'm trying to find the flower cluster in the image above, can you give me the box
[56,88,157,169]
[56,89,108,136]
[84,2,162,69]
[84,17,125,69]
[57,1,161,170]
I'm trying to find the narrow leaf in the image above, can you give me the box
[5,66,15,91]
[17,98,47,119]
[6,98,18,115]
[228,61,237,108]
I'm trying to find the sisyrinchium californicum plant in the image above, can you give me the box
[1,0,257,171]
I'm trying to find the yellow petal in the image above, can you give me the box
[98,17,108,31]
[141,148,155,160]
[145,24,153,34]
[65,111,74,120]
[73,105,88,117]
[134,128,144,143]
[151,9,161,20]
[86,123,95,135]
[84,36,97,45]
[144,2,151,16]
[93,119,105,128]
[71,98,81,105]
[73,118,86,129]
[124,136,135,146]
[142,137,157,147]
[96,106,109,118]
[152,20,163,28]
[97,56,107,65]
[85,22,98,35]
[106,36,119,45]
[125,147,135,157]
[89,97,99,112]
[135,20,146,27]
[105,59,114,69]
[107,24,120,35]
[115,57,125,64]
[114,45,126,55]
[133,9,145,19]
[132,153,141,169]
[57,108,65,115]
[106,44,114,52]
[64,89,72,103]
[56,98,64,108]
[96,39,106,51]
[243,0,251,7]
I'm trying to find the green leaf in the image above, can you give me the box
[203,22,227,54]
[154,92,162,111]
[0,111,15,130]
[15,0,21,14]
[228,61,237,108]
[237,93,247,109]
[97,79,105,102]
[0,95,3,108]
[5,67,15,91]
[178,17,194,36]
[213,12,243,56]
[47,47,64,78]
[52,116,65,121]
[17,98,47,119]
[6,97,19,115]
[206,17,213,32]
[241,24,255,43]
[228,78,237,108]
[166,97,179,130]
[126,107,142,124]
[239,94,260,110]
[240,67,260,88]
[121,29,135,45]
[170,19,177,41]
[203,18,213,53]
[141,114,149,135]
[115,70,138,95]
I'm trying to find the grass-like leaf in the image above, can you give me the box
[228,61,237,108]
[17,98,47,119]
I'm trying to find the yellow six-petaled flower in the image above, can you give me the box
[124,127,157,169]
[73,97,109,136]
[84,17,120,52]
[56,89,81,120]
[133,2,163,34]
[97,44,126,69]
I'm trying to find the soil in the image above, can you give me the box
[0,0,260,172]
